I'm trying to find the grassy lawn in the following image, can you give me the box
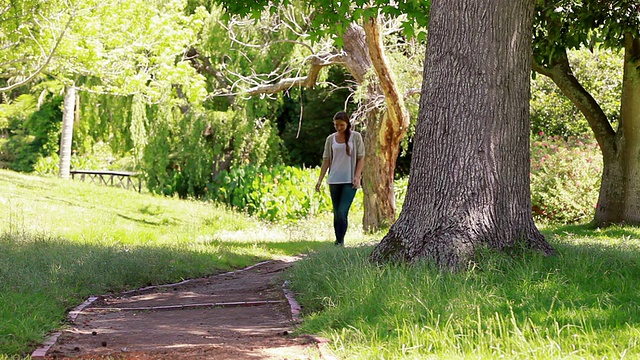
[3,168,640,359]
[286,225,640,359]
[0,169,376,357]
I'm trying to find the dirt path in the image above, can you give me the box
[37,257,332,359]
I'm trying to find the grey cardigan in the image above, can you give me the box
[322,131,365,180]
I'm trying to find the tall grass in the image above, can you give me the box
[286,227,640,359]
[0,169,369,356]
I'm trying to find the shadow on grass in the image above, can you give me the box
[472,229,640,330]
[0,233,329,356]
[116,213,181,226]
[511,236,640,330]
[0,172,48,191]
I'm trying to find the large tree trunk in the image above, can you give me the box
[532,35,640,226]
[597,34,640,225]
[371,0,554,268]
[58,85,76,179]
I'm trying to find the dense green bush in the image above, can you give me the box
[0,93,62,172]
[530,47,622,138]
[143,107,283,198]
[209,165,333,222]
[530,134,602,224]
[32,141,133,176]
[206,134,601,225]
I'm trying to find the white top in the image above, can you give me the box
[322,131,365,184]
[328,136,353,184]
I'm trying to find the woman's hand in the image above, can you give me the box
[315,180,322,192]
[352,175,362,189]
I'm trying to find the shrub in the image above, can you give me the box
[143,109,283,198]
[33,154,106,176]
[208,165,333,222]
[0,94,63,172]
[33,143,124,176]
[530,134,602,224]
[205,135,600,226]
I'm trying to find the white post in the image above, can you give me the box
[58,85,76,179]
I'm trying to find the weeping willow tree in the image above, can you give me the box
[129,94,148,168]
[30,0,213,179]
[69,1,284,196]
[141,103,281,197]
[7,0,286,196]
[76,90,134,157]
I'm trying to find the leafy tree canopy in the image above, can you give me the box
[534,0,640,65]
[219,0,430,44]
[531,46,622,138]
[62,0,208,103]
[0,0,70,92]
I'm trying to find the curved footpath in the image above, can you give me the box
[32,258,336,359]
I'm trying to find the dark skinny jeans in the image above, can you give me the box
[329,183,357,245]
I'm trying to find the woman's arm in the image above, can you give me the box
[353,156,364,189]
[316,158,330,192]
[353,132,365,189]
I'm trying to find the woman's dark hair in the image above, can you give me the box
[333,111,352,156]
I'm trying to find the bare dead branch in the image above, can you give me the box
[243,53,345,96]
[405,88,421,98]
[0,9,73,92]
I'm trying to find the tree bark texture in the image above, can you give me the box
[362,108,399,230]
[59,85,76,179]
[361,16,410,231]
[371,0,554,268]
[532,35,640,226]
[595,34,640,225]
[342,24,399,231]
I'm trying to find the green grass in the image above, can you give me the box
[0,169,378,357]
[286,226,640,359]
[7,167,638,359]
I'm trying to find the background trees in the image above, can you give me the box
[533,0,640,226]
[530,48,622,139]
[0,0,626,245]
[0,0,71,92]
[0,0,217,179]
[199,3,423,230]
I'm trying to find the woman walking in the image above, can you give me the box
[315,111,365,246]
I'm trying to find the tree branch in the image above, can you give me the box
[404,88,421,98]
[532,50,617,156]
[245,53,342,95]
[363,14,409,131]
[0,10,73,93]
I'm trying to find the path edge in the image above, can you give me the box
[30,261,272,359]
[31,296,99,359]
[283,279,338,360]
[31,259,339,359]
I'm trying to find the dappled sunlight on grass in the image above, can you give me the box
[0,169,344,355]
[286,225,640,359]
[9,167,637,359]
[0,226,331,355]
